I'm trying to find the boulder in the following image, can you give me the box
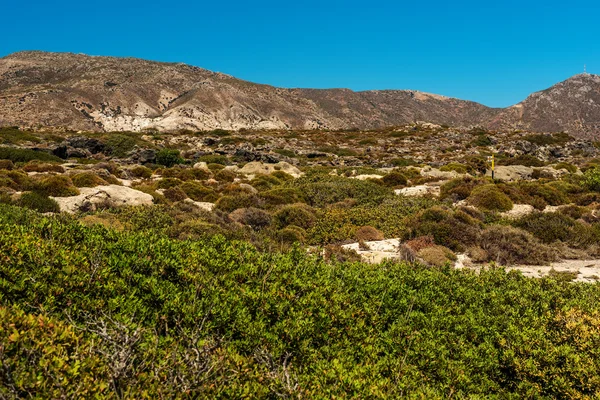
[395,185,440,197]
[193,161,209,170]
[66,137,106,154]
[51,185,153,213]
[500,204,535,219]
[486,165,533,181]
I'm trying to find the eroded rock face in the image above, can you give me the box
[51,185,153,213]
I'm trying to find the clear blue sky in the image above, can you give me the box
[2,0,599,107]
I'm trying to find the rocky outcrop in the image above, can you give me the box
[51,185,153,213]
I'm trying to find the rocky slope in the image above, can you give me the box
[2,51,600,137]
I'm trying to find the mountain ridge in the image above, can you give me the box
[1,51,599,137]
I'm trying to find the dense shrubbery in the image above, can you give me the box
[467,184,514,212]
[156,149,184,167]
[0,146,62,163]
[2,205,600,397]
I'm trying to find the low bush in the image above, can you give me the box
[467,184,513,212]
[215,194,262,212]
[180,181,217,202]
[417,245,456,267]
[0,147,62,163]
[163,186,188,202]
[156,149,184,167]
[499,154,545,167]
[273,204,316,230]
[250,175,282,191]
[0,160,14,170]
[33,175,79,197]
[584,167,600,192]
[71,172,107,188]
[17,192,60,213]
[22,162,64,173]
[157,178,183,189]
[512,212,599,248]
[440,176,487,201]
[129,165,153,179]
[229,207,272,231]
[440,163,468,174]
[276,225,307,244]
[260,188,303,206]
[214,169,236,183]
[404,206,482,251]
[355,226,384,241]
[381,171,408,187]
[478,225,556,265]
[196,154,229,165]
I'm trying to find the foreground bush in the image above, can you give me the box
[2,205,600,397]
[477,225,557,265]
[17,192,60,213]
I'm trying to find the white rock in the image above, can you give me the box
[351,174,383,180]
[500,204,535,219]
[51,185,153,213]
[395,185,440,197]
[486,165,533,181]
[183,199,215,212]
[193,162,209,170]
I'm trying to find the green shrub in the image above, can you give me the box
[215,194,262,212]
[105,134,139,157]
[157,178,183,189]
[71,172,107,188]
[417,245,456,267]
[478,225,557,265]
[130,165,153,179]
[0,160,14,170]
[0,147,62,163]
[584,167,600,192]
[260,188,302,206]
[499,154,545,167]
[180,181,217,202]
[22,162,64,173]
[34,175,79,197]
[512,213,594,246]
[273,204,317,230]
[382,171,408,187]
[405,206,482,252]
[467,184,513,212]
[17,192,60,213]
[389,157,417,167]
[553,162,578,174]
[229,207,272,231]
[271,170,294,182]
[214,169,236,182]
[163,186,188,202]
[156,149,184,167]
[440,163,468,174]
[471,135,492,147]
[355,226,384,241]
[250,175,282,191]
[440,177,487,201]
[276,225,307,244]
[196,154,229,165]
[291,175,392,207]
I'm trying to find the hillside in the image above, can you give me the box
[3,51,600,137]
[0,51,496,132]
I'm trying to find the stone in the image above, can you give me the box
[395,185,440,197]
[486,165,534,181]
[51,185,153,213]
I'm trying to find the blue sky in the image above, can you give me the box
[2,0,599,107]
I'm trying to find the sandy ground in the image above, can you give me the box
[342,239,600,283]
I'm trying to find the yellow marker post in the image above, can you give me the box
[491,154,495,180]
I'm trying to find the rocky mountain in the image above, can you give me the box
[489,73,600,138]
[1,51,600,137]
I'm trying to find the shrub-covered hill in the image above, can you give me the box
[2,204,600,398]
